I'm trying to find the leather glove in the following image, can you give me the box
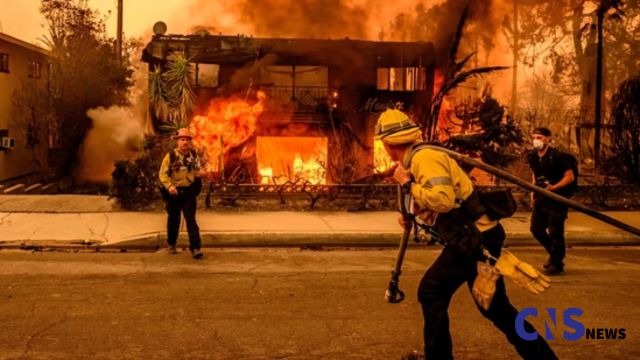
[494,250,551,295]
[472,261,500,311]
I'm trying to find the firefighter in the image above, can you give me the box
[375,109,557,360]
[159,128,204,259]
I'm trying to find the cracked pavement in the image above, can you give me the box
[0,247,638,359]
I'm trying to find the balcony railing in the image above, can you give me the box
[260,86,331,113]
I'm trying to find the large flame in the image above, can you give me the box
[256,136,327,185]
[373,139,394,173]
[293,153,326,184]
[190,91,267,172]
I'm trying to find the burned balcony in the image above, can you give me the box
[260,85,335,114]
[142,32,436,184]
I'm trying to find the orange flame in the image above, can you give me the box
[259,167,273,184]
[434,70,445,97]
[373,139,394,173]
[256,136,327,185]
[190,91,267,172]
[293,153,326,184]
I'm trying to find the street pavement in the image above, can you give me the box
[0,195,639,249]
[0,247,638,359]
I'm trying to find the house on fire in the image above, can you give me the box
[142,26,436,183]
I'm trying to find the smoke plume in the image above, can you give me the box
[188,0,371,39]
[74,106,146,184]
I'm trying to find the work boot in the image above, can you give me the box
[191,248,204,259]
[543,264,564,276]
[167,245,177,254]
[543,256,552,269]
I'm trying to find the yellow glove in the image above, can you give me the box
[472,261,500,311]
[494,250,551,295]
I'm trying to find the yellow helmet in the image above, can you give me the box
[374,109,422,145]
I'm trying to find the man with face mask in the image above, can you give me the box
[527,127,577,275]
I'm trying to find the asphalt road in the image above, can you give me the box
[0,246,638,359]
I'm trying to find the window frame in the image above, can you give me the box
[0,53,9,73]
[28,61,42,79]
[376,66,427,92]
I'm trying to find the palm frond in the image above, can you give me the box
[440,66,509,95]
[455,52,477,73]
[448,3,471,69]
[149,65,169,120]
[162,52,195,125]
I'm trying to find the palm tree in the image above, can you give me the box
[164,52,195,128]
[426,3,508,141]
[148,52,195,133]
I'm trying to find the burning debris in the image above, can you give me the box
[142,33,436,185]
[190,91,267,173]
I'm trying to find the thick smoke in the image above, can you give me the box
[189,0,371,39]
[74,106,146,184]
[383,1,505,58]
[184,0,509,68]
[237,0,369,39]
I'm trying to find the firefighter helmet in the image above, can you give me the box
[374,109,422,144]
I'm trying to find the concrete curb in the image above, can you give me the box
[2,231,639,250]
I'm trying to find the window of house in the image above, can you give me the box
[376,68,390,90]
[0,53,9,73]
[28,61,42,79]
[377,66,427,91]
[196,63,219,87]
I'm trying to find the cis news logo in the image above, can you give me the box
[516,307,627,341]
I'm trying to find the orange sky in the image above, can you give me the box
[0,0,193,45]
[0,0,427,45]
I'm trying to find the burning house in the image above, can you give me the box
[142,26,435,184]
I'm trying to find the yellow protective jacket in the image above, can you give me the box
[158,149,198,189]
[402,143,497,232]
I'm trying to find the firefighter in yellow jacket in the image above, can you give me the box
[376,109,557,359]
[159,128,203,259]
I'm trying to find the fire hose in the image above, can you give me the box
[385,145,640,304]
[428,145,640,238]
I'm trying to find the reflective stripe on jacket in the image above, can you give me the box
[158,149,197,189]
[402,144,497,232]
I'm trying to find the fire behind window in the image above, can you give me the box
[377,67,427,91]
[256,136,327,185]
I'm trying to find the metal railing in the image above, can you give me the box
[200,182,640,211]
[261,86,331,113]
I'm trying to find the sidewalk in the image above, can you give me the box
[1,195,639,249]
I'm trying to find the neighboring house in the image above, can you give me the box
[0,32,51,183]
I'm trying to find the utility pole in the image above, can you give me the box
[116,0,123,64]
[511,0,519,118]
[594,5,604,168]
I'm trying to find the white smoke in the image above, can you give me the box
[74,106,146,184]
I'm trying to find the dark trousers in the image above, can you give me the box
[418,224,557,360]
[530,203,566,269]
[164,190,201,251]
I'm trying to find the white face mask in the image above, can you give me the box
[533,139,545,150]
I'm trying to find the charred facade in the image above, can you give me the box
[142,33,436,183]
